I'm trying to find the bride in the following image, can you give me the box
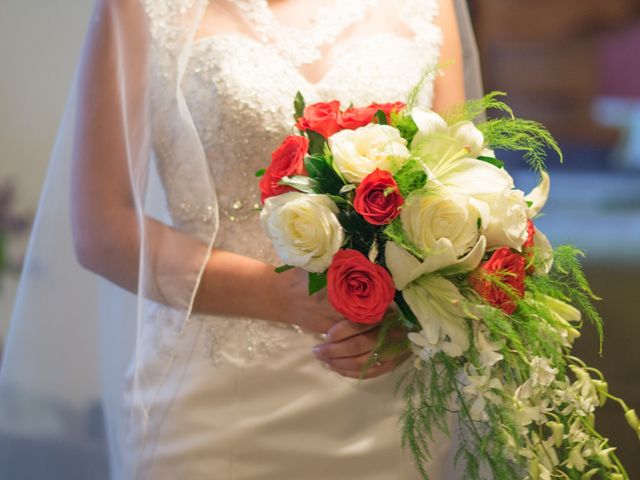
[0,0,483,478]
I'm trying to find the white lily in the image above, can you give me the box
[385,237,487,290]
[403,275,471,356]
[525,171,550,218]
[532,227,554,274]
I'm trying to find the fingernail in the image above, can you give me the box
[312,346,322,356]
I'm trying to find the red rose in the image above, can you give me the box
[259,135,309,203]
[370,101,406,119]
[327,249,396,324]
[353,169,404,225]
[337,105,378,130]
[337,101,406,130]
[523,220,536,274]
[295,101,341,138]
[523,219,536,249]
[470,247,526,315]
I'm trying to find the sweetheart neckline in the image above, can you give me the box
[188,32,418,89]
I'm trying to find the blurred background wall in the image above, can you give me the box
[0,2,93,337]
[0,0,639,476]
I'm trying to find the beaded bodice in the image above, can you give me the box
[149,0,443,364]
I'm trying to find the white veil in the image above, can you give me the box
[0,1,483,479]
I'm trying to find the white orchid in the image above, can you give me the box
[474,325,504,369]
[462,367,503,421]
[529,357,558,388]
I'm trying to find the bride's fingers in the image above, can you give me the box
[325,319,378,343]
[312,328,379,359]
[322,348,407,371]
[326,353,411,379]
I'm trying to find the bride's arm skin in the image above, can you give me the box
[313,0,467,378]
[71,0,340,337]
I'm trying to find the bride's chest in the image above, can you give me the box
[181,32,441,152]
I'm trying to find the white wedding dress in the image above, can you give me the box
[127,0,462,478]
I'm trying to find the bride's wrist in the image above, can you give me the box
[257,263,290,325]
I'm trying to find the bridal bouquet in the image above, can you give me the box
[257,85,637,479]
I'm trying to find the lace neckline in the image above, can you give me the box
[228,0,377,67]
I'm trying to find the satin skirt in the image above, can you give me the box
[124,320,462,480]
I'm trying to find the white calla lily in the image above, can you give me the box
[385,237,486,290]
[525,171,550,218]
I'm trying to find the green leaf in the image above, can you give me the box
[394,158,428,197]
[339,184,357,194]
[374,109,387,125]
[294,91,305,120]
[338,208,377,253]
[394,114,419,145]
[394,291,419,329]
[278,175,318,193]
[255,168,266,178]
[477,155,504,169]
[307,130,326,156]
[326,194,349,206]
[308,271,327,295]
[383,219,423,260]
[304,154,345,195]
[275,265,295,273]
[478,117,563,172]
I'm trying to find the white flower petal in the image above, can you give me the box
[410,107,448,140]
[449,121,485,157]
[525,171,550,218]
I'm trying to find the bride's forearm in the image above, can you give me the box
[192,247,282,321]
[73,204,282,319]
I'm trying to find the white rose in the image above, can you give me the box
[479,188,529,250]
[260,192,344,273]
[401,189,482,257]
[329,124,409,183]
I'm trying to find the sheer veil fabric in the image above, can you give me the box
[0,1,482,478]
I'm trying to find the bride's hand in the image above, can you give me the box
[268,267,343,334]
[311,319,411,379]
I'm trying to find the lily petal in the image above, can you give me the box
[525,171,550,218]
[385,236,487,290]
[411,107,448,138]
